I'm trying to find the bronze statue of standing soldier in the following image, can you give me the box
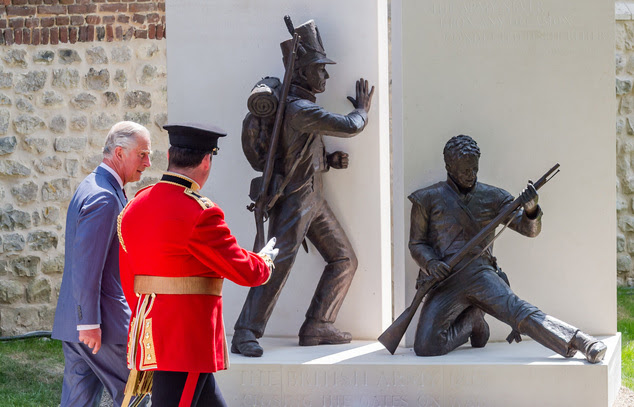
[403,135,606,363]
[232,18,374,357]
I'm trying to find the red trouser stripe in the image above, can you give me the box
[178,372,200,407]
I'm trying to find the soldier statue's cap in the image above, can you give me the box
[281,19,336,68]
[163,123,227,154]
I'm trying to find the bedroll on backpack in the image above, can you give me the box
[242,77,282,172]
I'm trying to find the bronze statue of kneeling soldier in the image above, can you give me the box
[383,135,606,363]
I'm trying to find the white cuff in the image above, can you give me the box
[77,324,100,330]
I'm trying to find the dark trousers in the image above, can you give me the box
[151,371,226,407]
[415,267,577,357]
[235,188,357,337]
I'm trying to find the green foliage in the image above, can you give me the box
[0,337,63,407]
[618,287,634,390]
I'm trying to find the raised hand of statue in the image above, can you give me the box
[519,181,539,217]
[347,77,375,112]
[327,151,349,169]
[426,259,451,282]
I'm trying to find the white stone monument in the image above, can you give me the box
[166,0,620,405]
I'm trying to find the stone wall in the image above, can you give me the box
[617,4,634,286]
[0,0,167,336]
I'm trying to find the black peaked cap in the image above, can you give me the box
[163,123,227,152]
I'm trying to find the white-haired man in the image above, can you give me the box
[52,121,152,406]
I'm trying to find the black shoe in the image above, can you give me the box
[298,319,352,346]
[231,329,263,357]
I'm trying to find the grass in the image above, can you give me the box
[618,286,634,390]
[0,336,64,407]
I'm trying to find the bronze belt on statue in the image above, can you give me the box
[134,275,223,296]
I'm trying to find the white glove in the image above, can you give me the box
[258,237,279,263]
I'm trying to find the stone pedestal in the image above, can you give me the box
[218,334,621,407]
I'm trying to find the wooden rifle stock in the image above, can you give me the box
[252,33,300,252]
[377,163,560,354]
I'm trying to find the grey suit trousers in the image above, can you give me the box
[60,341,129,407]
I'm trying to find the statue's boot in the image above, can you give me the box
[570,331,607,364]
[231,329,263,357]
[470,314,490,348]
[298,318,352,346]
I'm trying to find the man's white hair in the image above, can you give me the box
[103,121,149,157]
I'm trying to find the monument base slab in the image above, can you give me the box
[218,334,621,407]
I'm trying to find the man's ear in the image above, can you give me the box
[114,145,125,161]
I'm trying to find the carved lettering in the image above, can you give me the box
[376,370,411,387]
[283,395,312,407]
[357,395,409,406]
[441,30,609,48]
[321,395,354,407]
[536,15,573,27]
[417,371,442,389]
[446,399,483,407]
[439,16,474,29]
[286,369,368,388]
[432,0,547,16]
[431,3,457,15]
[427,0,609,50]
[448,371,487,390]
[417,394,441,407]
[240,394,282,407]
[241,369,282,387]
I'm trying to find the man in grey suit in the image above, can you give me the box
[52,121,152,407]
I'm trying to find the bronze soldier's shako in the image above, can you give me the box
[280,19,336,68]
[164,123,227,154]
[233,16,375,357]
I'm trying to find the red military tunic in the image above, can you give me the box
[118,172,271,373]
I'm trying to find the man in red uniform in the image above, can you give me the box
[118,123,277,406]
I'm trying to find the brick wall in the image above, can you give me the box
[0,0,167,336]
[0,0,165,46]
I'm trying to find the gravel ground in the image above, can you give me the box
[614,386,634,407]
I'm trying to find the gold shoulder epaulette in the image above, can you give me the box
[184,188,215,210]
[117,199,134,253]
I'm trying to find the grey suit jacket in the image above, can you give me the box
[52,166,131,344]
